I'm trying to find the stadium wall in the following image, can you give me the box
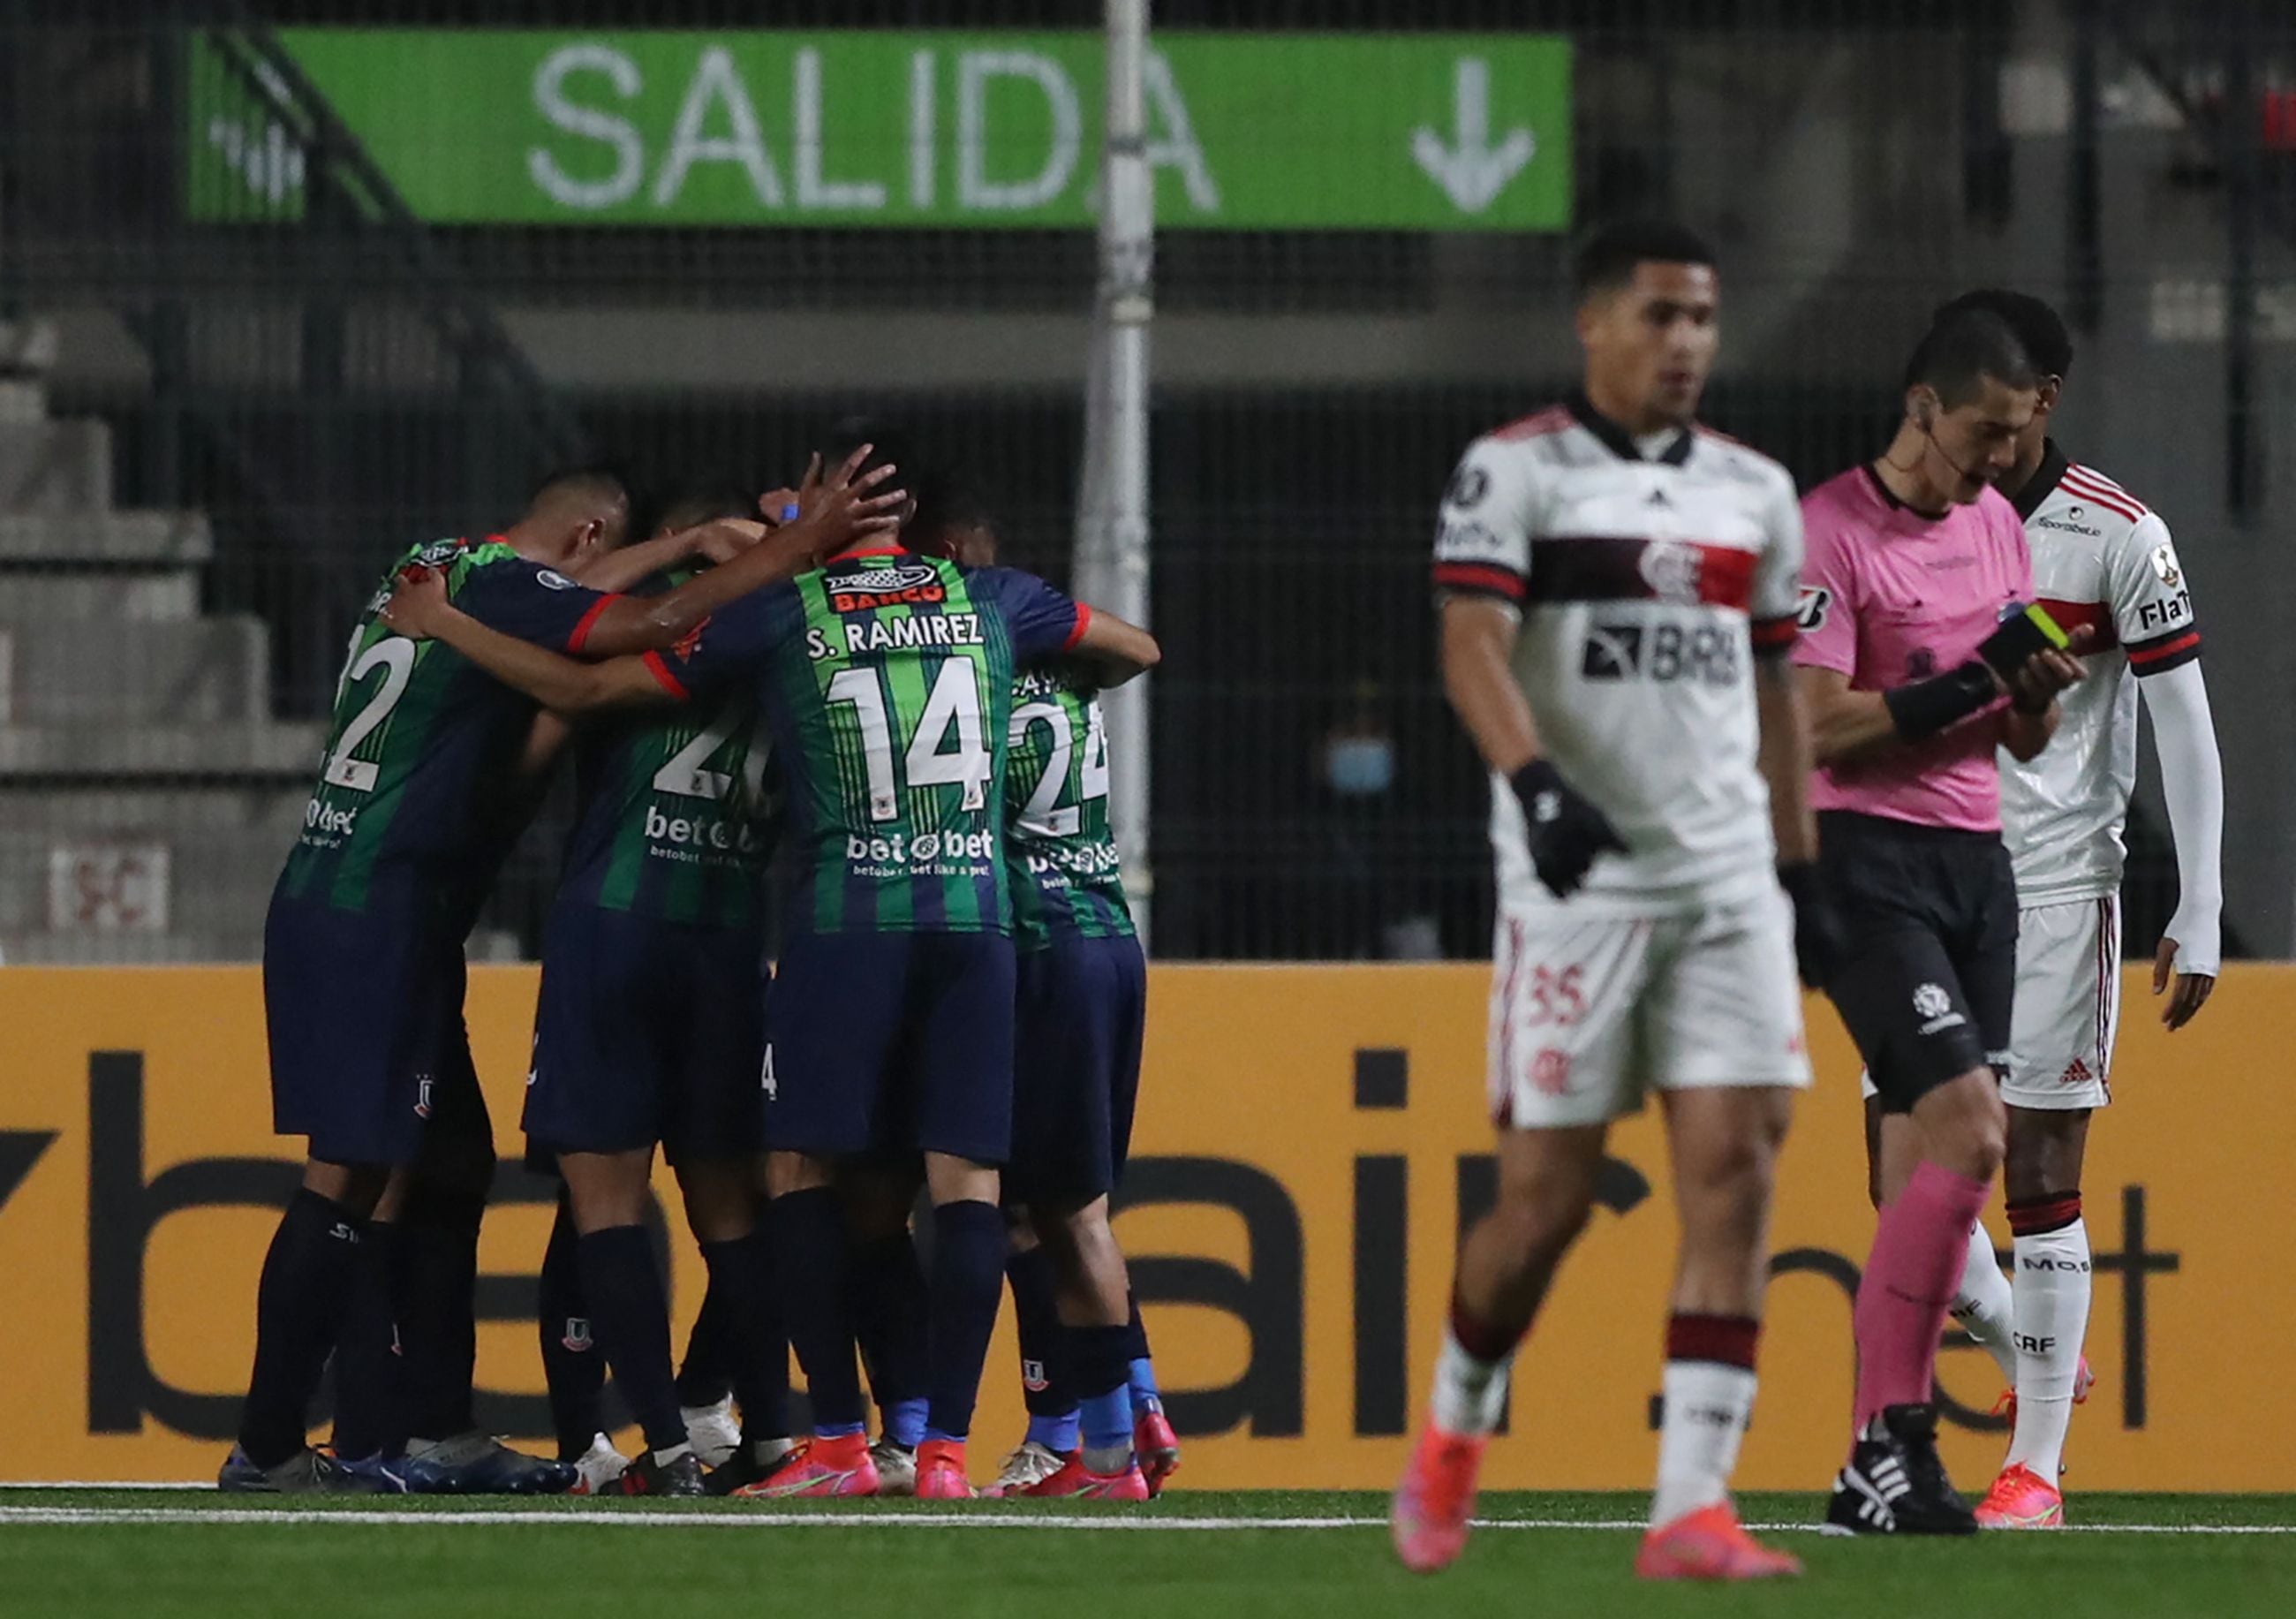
[0,962,2285,1490]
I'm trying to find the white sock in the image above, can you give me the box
[651,1441,693,1468]
[1430,1327,1512,1437]
[1650,1361,1756,1529]
[1947,1219,2018,1383]
[2005,1215,2091,1480]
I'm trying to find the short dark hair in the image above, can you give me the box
[654,488,753,537]
[1901,307,2038,409]
[820,414,959,549]
[1930,288,2073,379]
[1573,220,1718,302]
[528,464,629,513]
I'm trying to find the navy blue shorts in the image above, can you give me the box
[524,904,768,1167]
[264,884,468,1166]
[1006,935,1147,1207]
[763,931,1016,1164]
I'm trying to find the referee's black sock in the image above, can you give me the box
[773,1186,869,1434]
[851,1229,929,1445]
[537,1194,605,1461]
[923,1199,1007,1444]
[327,1220,404,1460]
[698,1229,790,1444]
[576,1223,688,1457]
[239,1188,367,1470]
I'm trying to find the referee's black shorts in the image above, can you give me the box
[1817,810,2017,1113]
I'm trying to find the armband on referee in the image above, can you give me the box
[1881,661,1997,741]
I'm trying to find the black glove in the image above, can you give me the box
[1778,860,1847,989]
[1509,760,1627,899]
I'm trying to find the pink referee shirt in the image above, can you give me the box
[1794,466,2034,832]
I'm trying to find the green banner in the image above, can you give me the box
[189,30,1572,231]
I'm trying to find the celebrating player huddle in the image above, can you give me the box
[226,427,1172,1502]
[1401,223,2220,1578]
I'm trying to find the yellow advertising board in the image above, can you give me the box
[0,963,2285,1489]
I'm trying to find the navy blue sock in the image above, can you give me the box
[699,1230,790,1443]
[327,1221,403,1460]
[850,1229,930,1437]
[923,1199,1007,1445]
[1127,1292,1163,1416]
[577,1224,687,1456]
[772,1187,866,1434]
[1006,1243,1073,1419]
[391,1196,482,1443]
[538,1196,604,1460]
[239,1189,367,1469]
[1071,1323,1135,1470]
[674,1265,735,1411]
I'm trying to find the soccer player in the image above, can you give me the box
[942,520,1174,1502]
[1393,221,1833,1582]
[381,428,1159,1500]
[229,458,899,1493]
[1794,309,2086,1535]
[1909,291,2222,1530]
[503,492,804,1498]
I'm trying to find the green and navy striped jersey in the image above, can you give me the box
[669,548,1084,935]
[276,536,623,913]
[555,570,779,928]
[1005,669,1135,949]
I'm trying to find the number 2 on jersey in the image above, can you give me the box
[1014,699,1110,836]
[827,660,990,821]
[322,629,416,793]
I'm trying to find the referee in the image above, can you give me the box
[1792,309,2086,1536]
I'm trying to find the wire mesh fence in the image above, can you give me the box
[2,1,2291,962]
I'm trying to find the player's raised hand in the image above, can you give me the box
[790,445,909,556]
[381,564,450,640]
[1510,759,1628,899]
[2152,936,2216,1031]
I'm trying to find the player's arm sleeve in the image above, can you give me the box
[1788,498,1857,677]
[1748,467,1806,658]
[2111,514,2202,675]
[642,593,777,703]
[979,568,1091,662]
[2140,659,2225,975]
[420,598,684,714]
[1431,437,1536,609]
[452,560,628,654]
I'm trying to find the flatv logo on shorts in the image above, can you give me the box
[1530,1048,1572,1096]
[562,1316,593,1353]
[1912,982,1967,1036]
[412,1077,434,1119]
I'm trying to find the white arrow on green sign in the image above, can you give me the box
[189,30,1573,231]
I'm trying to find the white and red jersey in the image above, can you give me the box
[1998,443,2202,904]
[1432,394,1803,917]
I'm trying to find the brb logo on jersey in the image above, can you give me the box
[827,563,945,612]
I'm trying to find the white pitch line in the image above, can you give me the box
[0,1506,2288,1535]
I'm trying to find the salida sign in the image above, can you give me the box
[0,965,2285,1487]
[188,30,1573,231]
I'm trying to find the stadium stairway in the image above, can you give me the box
[0,317,321,964]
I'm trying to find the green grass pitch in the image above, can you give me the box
[2,1489,2290,1617]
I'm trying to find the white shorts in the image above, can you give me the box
[1855,895,2119,1109]
[1486,889,1811,1130]
[2004,895,2119,1109]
